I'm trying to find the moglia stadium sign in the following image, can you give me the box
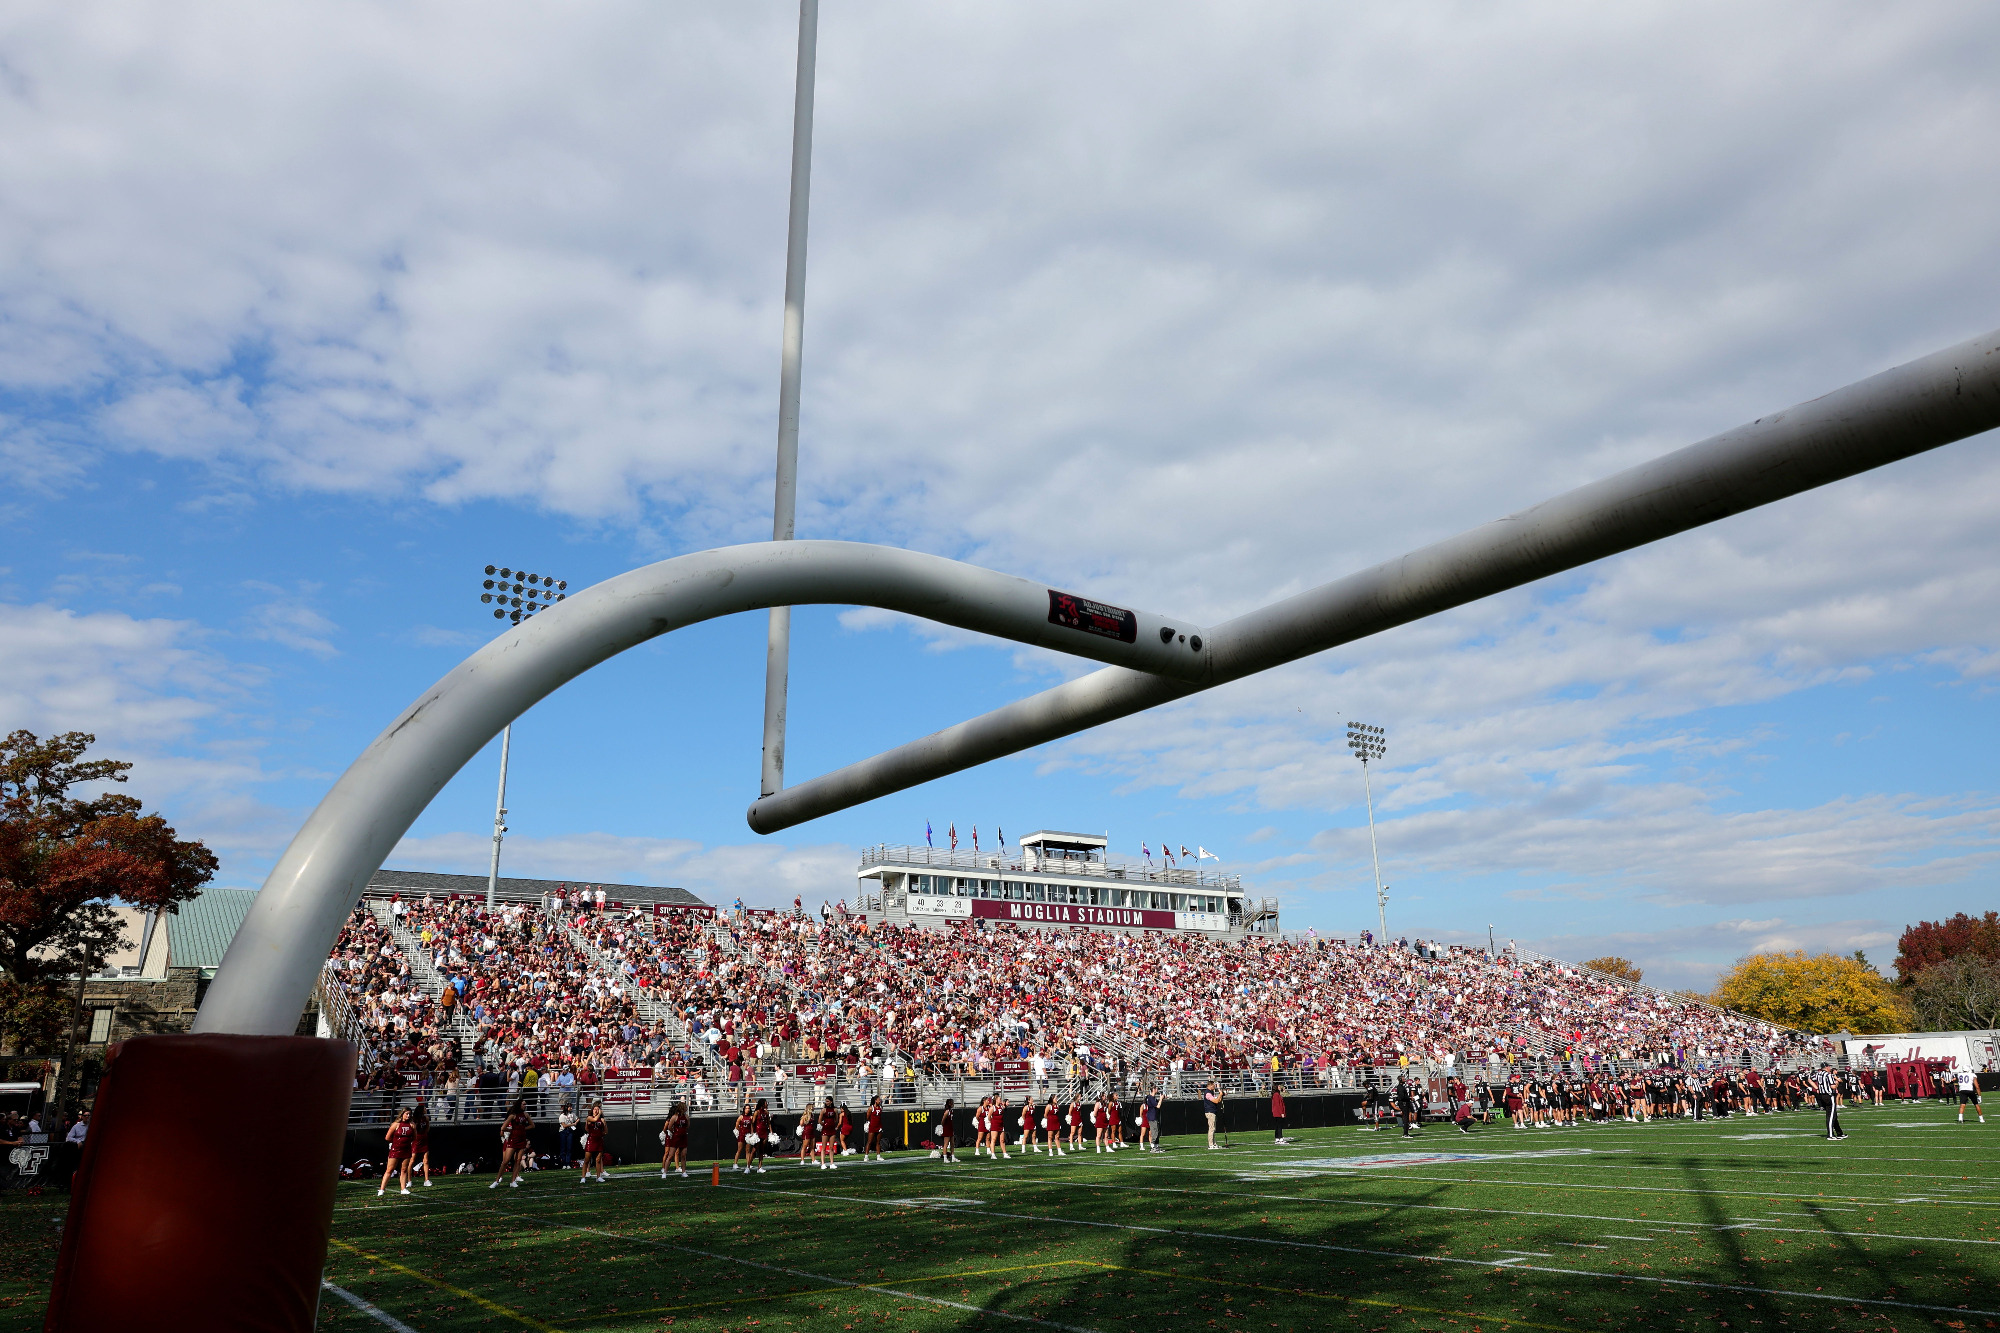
[907,895,1226,933]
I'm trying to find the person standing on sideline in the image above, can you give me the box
[935,1098,958,1164]
[1145,1088,1163,1151]
[1203,1082,1223,1149]
[1395,1076,1420,1138]
[1955,1066,1985,1124]
[378,1108,417,1197]
[1812,1064,1846,1140]
[556,1102,578,1168]
[63,1111,88,1190]
[1271,1084,1290,1143]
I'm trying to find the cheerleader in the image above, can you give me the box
[995,1097,1012,1159]
[411,1101,434,1187]
[658,1102,689,1178]
[580,1101,609,1183]
[936,1097,958,1163]
[796,1104,819,1168]
[1066,1095,1084,1151]
[837,1102,855,1157]
[730,1104,753,1173]
[972,1095,992,1158]
[1108,1090,1125,1148]
[491,1098,534,1189]
[863,1095,886,1161]
[1092,1095,1110,1153]
[749,1098,771,1174]
[378,1107,417,1197]
[817,1102,840,1169]
[1043,1096,1063,1156]
[1020,1094,1041,1153]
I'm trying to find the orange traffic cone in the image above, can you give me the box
[711,1162,720,1186]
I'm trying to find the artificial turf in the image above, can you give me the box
[3,1099,1994,1332]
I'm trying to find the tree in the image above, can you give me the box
[0,731,217,1050]
[1905,954,2000,1033]
[1582,956,1643,984]
[1894,911,2000,981]
[1711,951,1911,1035]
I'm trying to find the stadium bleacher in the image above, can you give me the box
[321,887,1829,1124]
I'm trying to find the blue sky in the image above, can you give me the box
[5,1,2000,991]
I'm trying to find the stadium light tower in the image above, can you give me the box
[477,564,568,908]
[1347,721,1388,939]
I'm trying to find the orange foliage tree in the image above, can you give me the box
[0,731,216,1050]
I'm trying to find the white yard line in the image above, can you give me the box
[322,1280,422,1333]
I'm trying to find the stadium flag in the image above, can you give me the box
[926,820,933,847]
[1181,844,1193,862]
[997,825,1005,849]
[1197,846,1218,860]
[1142,842,1152,863]
[949,822,957,850]
[1163,844,1176,865]
[972,825,980,852]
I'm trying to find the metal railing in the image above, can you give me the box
[342,1045,1897,1129]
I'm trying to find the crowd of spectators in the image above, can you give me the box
[328,894,1825,1116]
[323,905,460,1085]
[388,895,707,1097]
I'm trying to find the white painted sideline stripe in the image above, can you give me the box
[323,1280,421,1333]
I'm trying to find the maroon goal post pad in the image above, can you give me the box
[44,1034,356,1333]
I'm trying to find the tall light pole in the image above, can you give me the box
[1346,721,1388,940]
[477,565,567,909]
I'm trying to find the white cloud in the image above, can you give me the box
[0,601,294,860]
[240,582,339,657]
[388,831,855,910]
[0,601,229,745]
[1497,917,1903,993]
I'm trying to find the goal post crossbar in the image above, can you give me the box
[746,326,2000,834]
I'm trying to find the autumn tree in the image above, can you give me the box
[1894,911,2000,981]
[1582,956,1643,984]
[0,731,217,1050]
[1711,951,1911,1035]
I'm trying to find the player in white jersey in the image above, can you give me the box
[1955,1067,1985,1124]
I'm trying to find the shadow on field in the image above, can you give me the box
[958,1165,1478,1329]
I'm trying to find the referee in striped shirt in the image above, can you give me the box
[1813,1064,1847,1140]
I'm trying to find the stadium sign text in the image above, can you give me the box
[906,895,1223,932]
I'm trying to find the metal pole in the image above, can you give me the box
[1361,758,1386,939]
[762,0,819,799]
[486,723,511,910]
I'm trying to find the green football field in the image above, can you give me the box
[5,1100,1995,1332]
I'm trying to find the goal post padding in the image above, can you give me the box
[44,1034,356,1333]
